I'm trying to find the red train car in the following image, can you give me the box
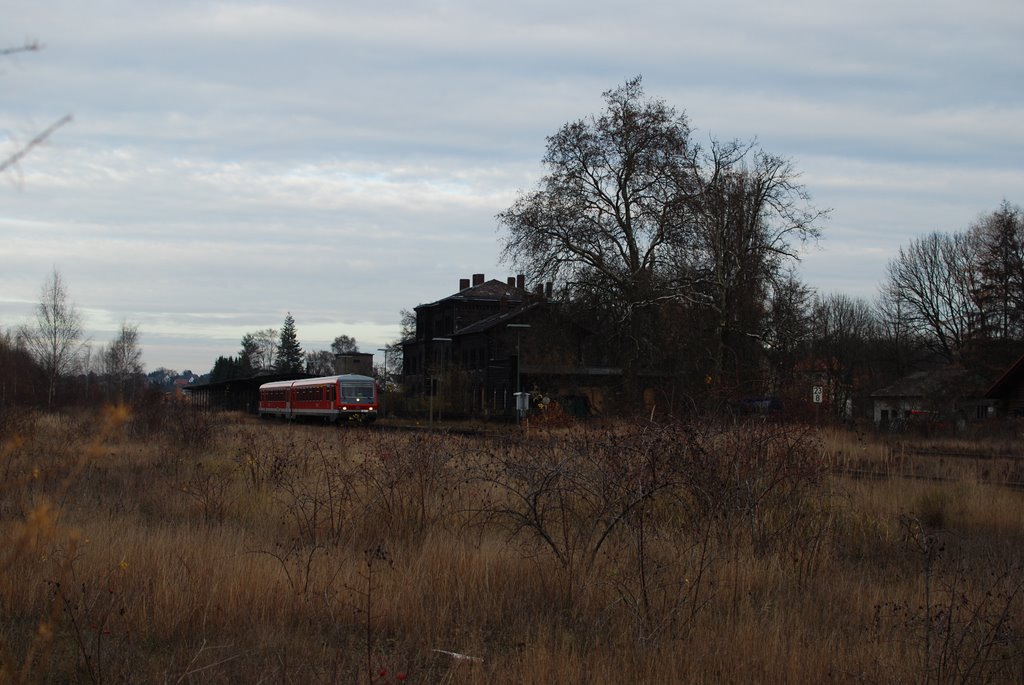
[258,374,378,423]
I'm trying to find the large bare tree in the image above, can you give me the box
[330,335,359,354]
[498,77,693,361]
[19,268,85,409]
[251,328,278,370]
[499,78,825,396]
[672,139,826,387]
[761,270,814,390]
[810,293,879,415]
[305,350,336,375]
[970,200,1024,341]
[102,322,144,402]
[882,231,980,364]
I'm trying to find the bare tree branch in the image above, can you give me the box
[0,114,73,175]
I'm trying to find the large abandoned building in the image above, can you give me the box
[401,274,620,418]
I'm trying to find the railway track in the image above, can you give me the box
[900,448,1024,462]
[832,463,1024,490]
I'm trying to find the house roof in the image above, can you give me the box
[871,367,985,399]
[871,371,936,399]
[416,279,526,309]
[984,352,1024,399]
[453,301,540,336]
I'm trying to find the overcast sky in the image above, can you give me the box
[2,0,1022,374]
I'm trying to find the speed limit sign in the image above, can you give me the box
[812,386,823,404]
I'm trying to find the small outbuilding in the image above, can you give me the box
[984,353,1024,417]
[871,367,993,425]
[184,372,312,413]
[335,352,374,376]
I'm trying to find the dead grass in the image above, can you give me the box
[2,408,1024,683]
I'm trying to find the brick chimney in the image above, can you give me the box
[516,274,525,291]
[459,278,470,291]
[507,277,516,287]
[545,281,553,299]
[472,273,485,286]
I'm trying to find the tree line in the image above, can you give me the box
[208,313,362,382]
[0,271,370,409]
[5,75,1019,418]
[498,77,1022,413]
[881,200,1024,367]
[1,269,146,409]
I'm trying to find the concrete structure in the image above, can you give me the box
[335,352,374,376]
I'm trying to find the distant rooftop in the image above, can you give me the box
[417,273,528,309]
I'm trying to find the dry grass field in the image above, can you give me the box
[2,405,1023,683]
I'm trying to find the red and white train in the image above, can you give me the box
[258,374,378,423]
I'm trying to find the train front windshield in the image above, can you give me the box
[340,382,375,403]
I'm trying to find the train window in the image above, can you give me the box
[263,389,288,402]
[340,382,375,402]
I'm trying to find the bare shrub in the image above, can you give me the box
[467,418,831,641]
[1,406,132,683]
[353,431,467,543]
[161,401,214,454]
[0,406,35,498]
[0,404,34,444]
[674,419,828,552]
[275,438,356,549]
[231,424,302,492]
[8,408,1024,682]
[916,488,953,529]
[254,430,357,600]
[873,516,1024,683]
[122,387,169,440]
[475,419,827,566]
[48,561,135,684]
[467,423,683,608]
[173,460,236,526]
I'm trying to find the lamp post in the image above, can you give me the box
[506,323,531,423]
[376,347,388,418]
[430,337,452,428]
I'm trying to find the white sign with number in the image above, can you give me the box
[812,386,823,404]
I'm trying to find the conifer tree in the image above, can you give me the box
[274,312,304,373]
[238,333,259,376]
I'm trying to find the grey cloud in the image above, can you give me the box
[3,0,1021,371]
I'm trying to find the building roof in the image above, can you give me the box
[453,301,539,336]
[984,352,1024,399]
[416,279,526,309]
[871,367,985,399]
